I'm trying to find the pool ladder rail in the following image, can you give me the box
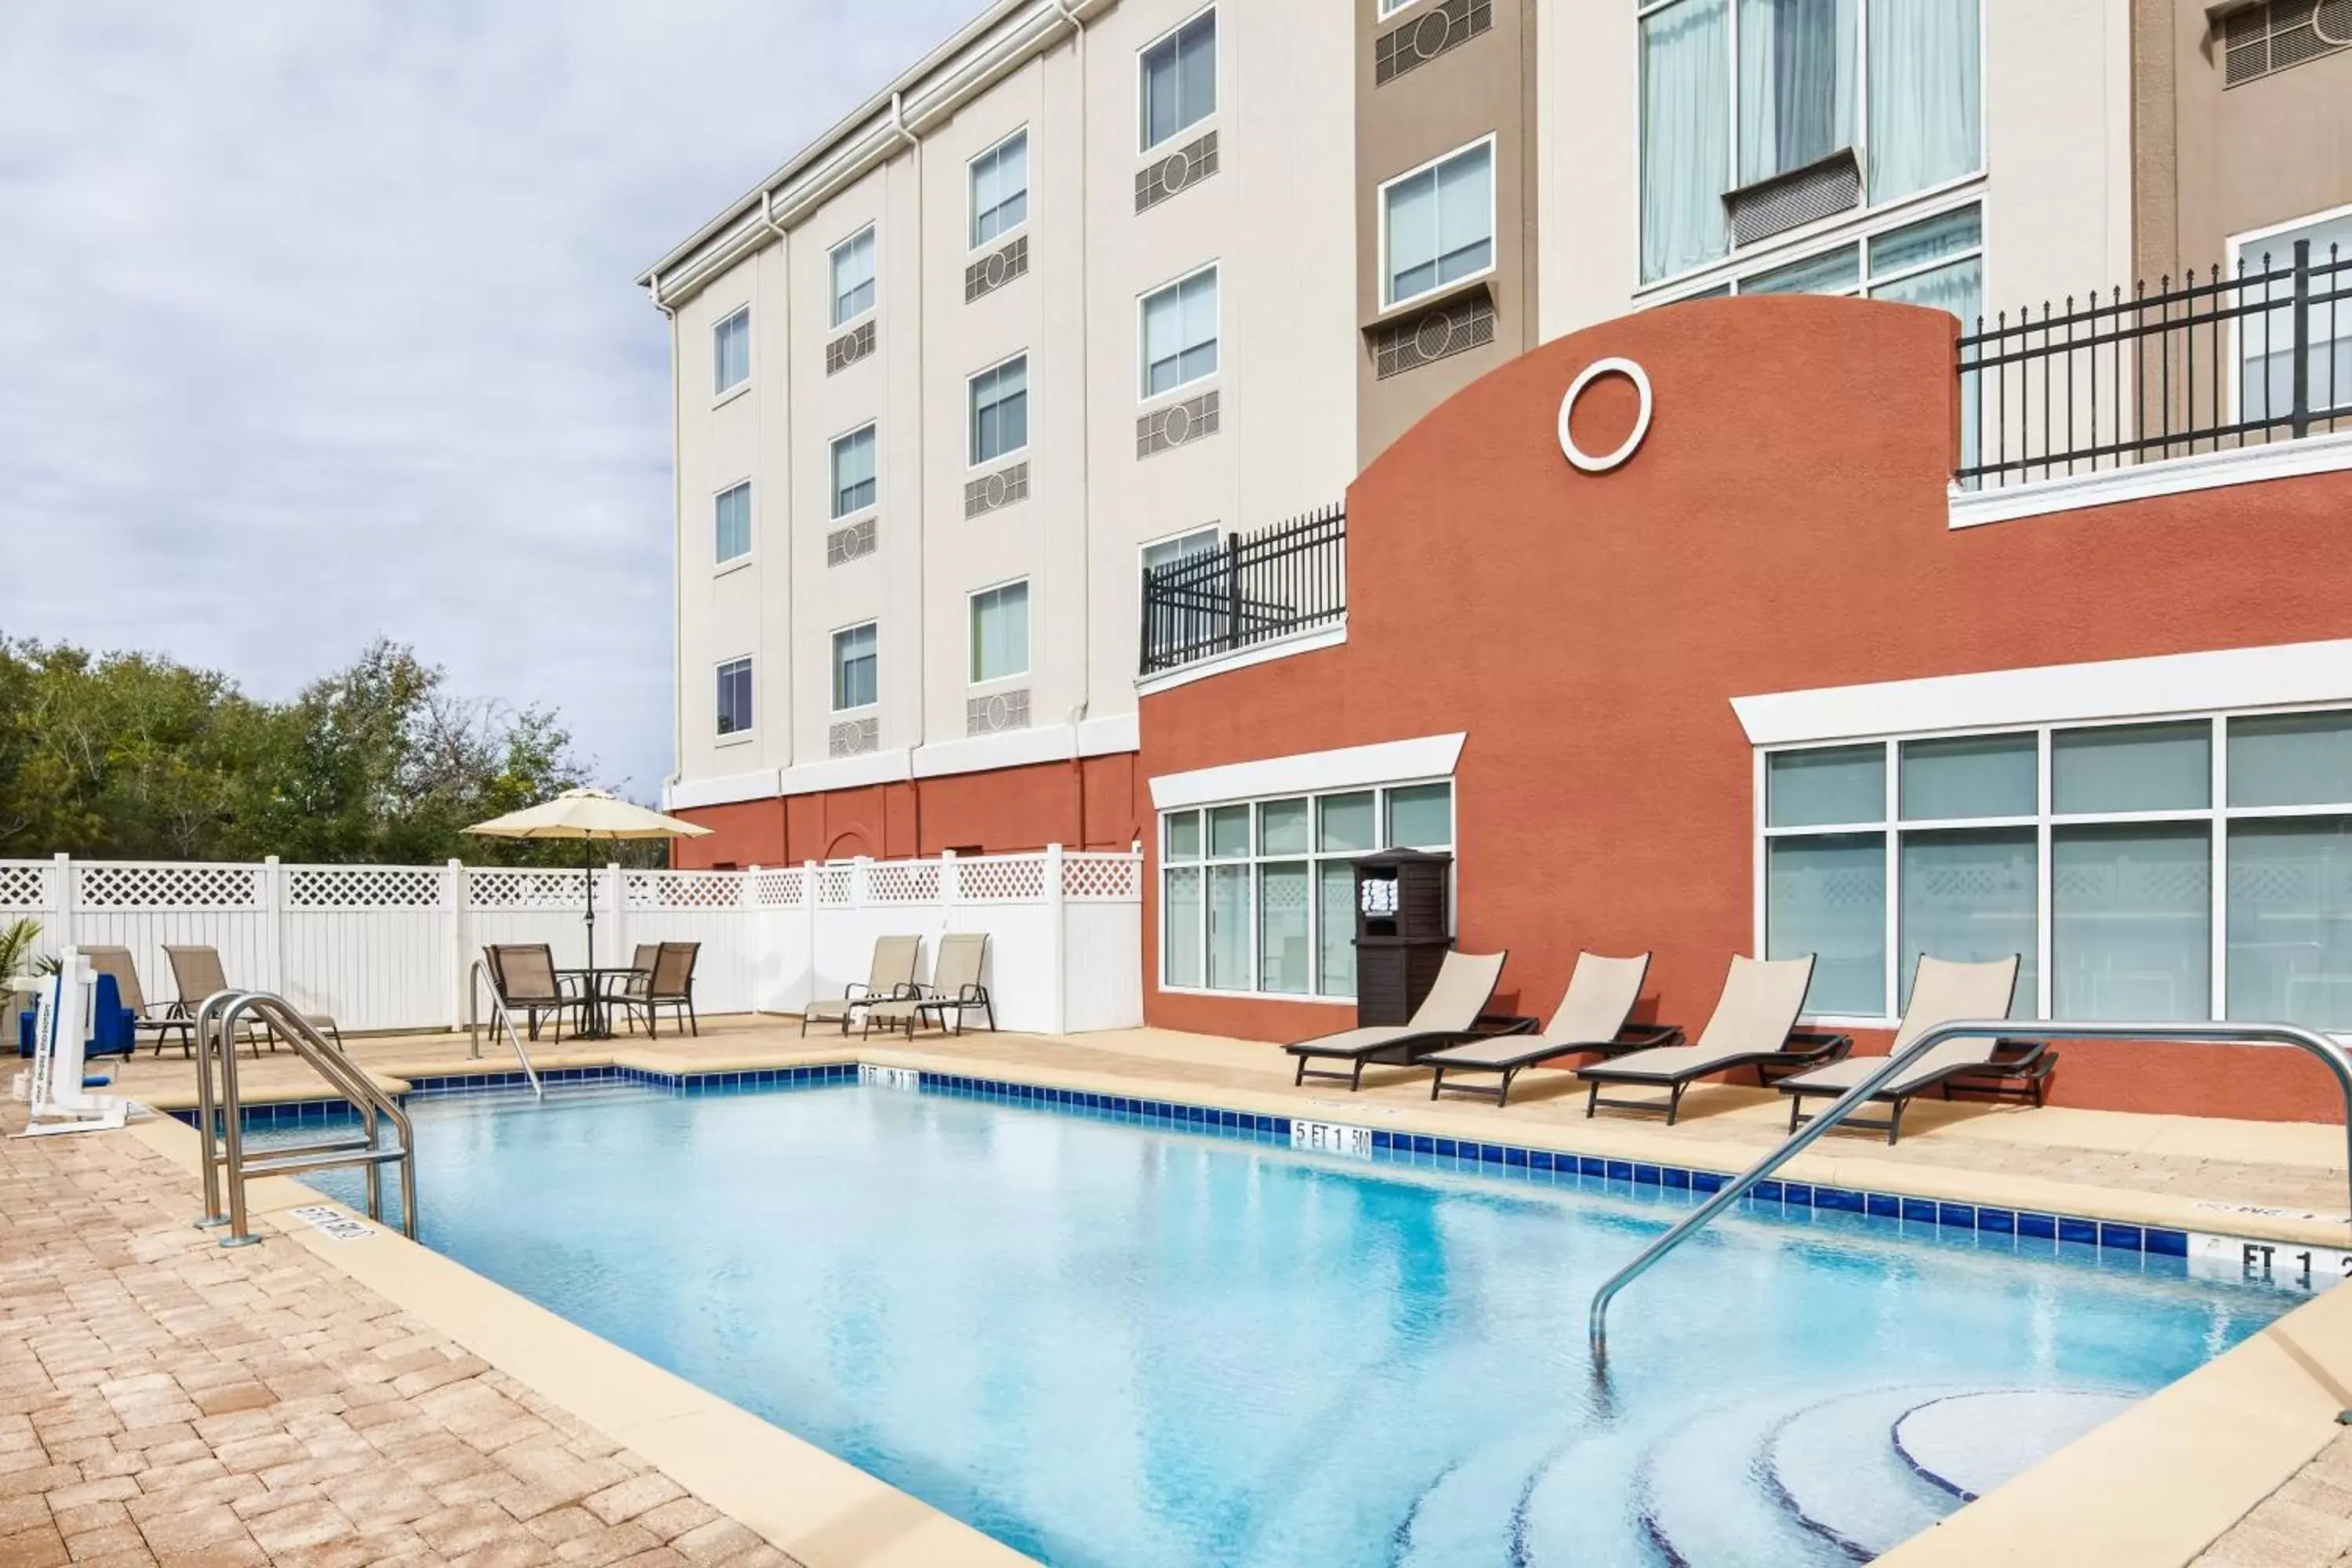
[463,958,545,1098]
[1588,1018,2352,1362]
[190,989,419,1247]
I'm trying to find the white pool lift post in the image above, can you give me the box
[9,946,129,1138]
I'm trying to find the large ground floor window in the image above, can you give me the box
[1161,780,1453,1000]
[1762,708,2352,1029]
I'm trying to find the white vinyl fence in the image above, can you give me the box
[0,848,1143,1037]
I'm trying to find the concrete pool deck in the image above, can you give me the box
[24,1011,2352,1564]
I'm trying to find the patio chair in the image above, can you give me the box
[1777,954,2053,1145]
[609,942,700,1039]
[483,944,590,1043]
[1283,949,1508,1091]
[1573,954,1846,1125]
[802,935,921,1036]
[165,945,343,1054]
[1421,952,1680,1107]
[78,946,197,1058]
[862,932,994,1039]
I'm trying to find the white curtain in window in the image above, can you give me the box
[1899,829,2037,1014]
[1165,868,1203,988]
[1738,0,1855,185]
[1642,0,1731,282]
[2052,825,2210,1021]
[1207,866,1250,990]
[1258,863,1311,995]
[1866,0,1980,203]
[2228,818,2352,1030]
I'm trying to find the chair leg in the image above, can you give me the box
[1584,1082,1600,1119]
[1886,1098,1907,1145]
[1429,1067,1445,1101]
[1294,1054,1308,1087]
[1788,1094,1804,1134]
[1496,1069,1516,1109]
[688,999,699,1037]
[1665,1083,1685,1127]
[1348,1058,1366,1092]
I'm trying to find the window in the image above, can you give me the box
[968,580,1029,684]
[712,307,750,396]
[830,623,877,712]
[970,130,1029,249]
[713,481,751,565]
[1732,204,1982,321]
[829,226,876,327]
[1377,0,1417,13]
[1381,140,1495,309]
[1760,707,2352,1030]
[829,424,877,518]
[1139,267,1218,398]
[1639,0,1982,283]
[1160,781,1454,999]
[969,354,1029,466]
[715,657,753,738]
[1141,527,1224,652]
[1141,9,1216,151]
[2232,206,2352,423]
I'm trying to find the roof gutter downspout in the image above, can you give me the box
[1057,0,1091,847]
[891,90,925,826]
[760,187,792,857]
[652,268,684,817]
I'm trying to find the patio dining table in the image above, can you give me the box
[557,964,649,1042]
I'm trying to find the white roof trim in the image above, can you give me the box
[1149,733,1466,811]
[666,767,782,811]
[1732,638,2352,747]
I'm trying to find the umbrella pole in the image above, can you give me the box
[583,837,601,1038]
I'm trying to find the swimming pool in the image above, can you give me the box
[290,1077,2296,1566]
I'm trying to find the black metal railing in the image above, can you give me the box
[1139,503,1346,676]
[1958,238,2351,490]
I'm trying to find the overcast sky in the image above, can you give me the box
[0,0,978,799]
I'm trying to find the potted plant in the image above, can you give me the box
[1,918,44,1054]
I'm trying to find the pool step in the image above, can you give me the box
[1763,1385,1966,1559]
[1890,1388,2138,1502]
[1638,1393,1848,1566]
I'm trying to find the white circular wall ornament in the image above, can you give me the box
[1556,357,1653,474]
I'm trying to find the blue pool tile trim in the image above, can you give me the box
[185,1058,2195,1261]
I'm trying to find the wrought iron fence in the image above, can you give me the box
[1139,503,1346,675]
[1958,238,2351,490]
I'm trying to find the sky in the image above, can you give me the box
[0,0,980,800]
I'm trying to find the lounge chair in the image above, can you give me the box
[803,935,920,1036]
[1283,949,1508,1091]
[165,944,343,1053]
[1777,954,2052,1144]
[78,946,197,1058]
[608,942,701,1039]
[1573,954,1845,1124]
[1421,952,1679,1107]
[862,932,995,1038]
[484,944,590,1042]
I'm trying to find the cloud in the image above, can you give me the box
[0,0,979,798]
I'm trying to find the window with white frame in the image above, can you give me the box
[1140,266,1218,398]
[1377,0,1417,14]
[970,130,1029,249]
[830,226,876,327]
[2232,206,2352,423]
[1141,9,1216,152]
[969,354,1029,465]
[1735,202,1981,323]
[829,424,877,518]
[1381,140,1495,309]
[1761,708,2352,1030]
[715,656,753,737]
[712,307,750,395]
[713,481,752,564]
[831,622,877,711]
[1639,0,1982,284]
[1141,527,1224,652]
[1161,782,1454,998]
[968,580,1029,684]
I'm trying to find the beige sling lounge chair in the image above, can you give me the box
[862,932,995,1038]
[1421,952,1677,1107]
[1777,954,2050,1144]
[1283,949,1508,1091]
[1573,954,1843,1124]
[803,935,921,1035]
[78,946,196,1058]
[165,945,343,1054]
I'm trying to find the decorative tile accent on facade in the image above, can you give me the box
[2224,0,2352,85]
[1135,389,1221,459]
[966,688,1032,737]
[825,319,876,375]
[828,717,880,757]
[826,518,877,566]
[963,460,1031,518]
[1134,129,1220,215]
[1726,149,1863,248]
[1373,289,1496,379]
[964,235,1031,303]
[1374,0,1494,85]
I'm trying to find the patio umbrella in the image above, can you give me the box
[463,788,713,975]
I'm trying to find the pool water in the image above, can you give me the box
[293,1083,2294,1567]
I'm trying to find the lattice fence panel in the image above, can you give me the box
[469,869,599,911]
[958,856,1047,902]
[750,868,804,907]
[285,866,444,909]
[624,871,744,911]
[868,862,941,904]
[1063,855,1142,902]
[0,862,53,909]
[817,866,854,906]
[77,862,263,911]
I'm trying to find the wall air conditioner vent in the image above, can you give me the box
[826,519,876,566]
[1372,287,1496,380]
[1724,148,1862,248]
[1135,129,1220,214]
[1374,0,1494,85]
[825,319,876,375]
[966,689,1031,736]
[964,461,1031,519]
[828,717,880,758]
[2223,0,2352,85]
[1136,389,1221,459]
[964,235,1031,303]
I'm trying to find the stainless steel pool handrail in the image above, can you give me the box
[465,959,543,1098]
[1587,1019,2352,1359]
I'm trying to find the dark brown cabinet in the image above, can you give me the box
[1352,848,1453,1026]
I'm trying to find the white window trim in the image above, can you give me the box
[714,655,756,746]
[828,223,877,331]
[1641,180,1989,307]
[967,575,1032,687]
[1137,4,1218,156]
[966,350,1032,470]
[1631,0,1989,296]
[1151,733,1466,811]
[828,420,880,521]
[829,619,880,715]
[1377,0,1426,16]
[2223,199,2352,426]
[711,476,754,574]
[1753,701,2352,1028]
[967,125,1031,255]
[1136,261,1221,405]
[1158,777,1457,1004]
[711,305,752,404]
[1377,133,1500,313]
